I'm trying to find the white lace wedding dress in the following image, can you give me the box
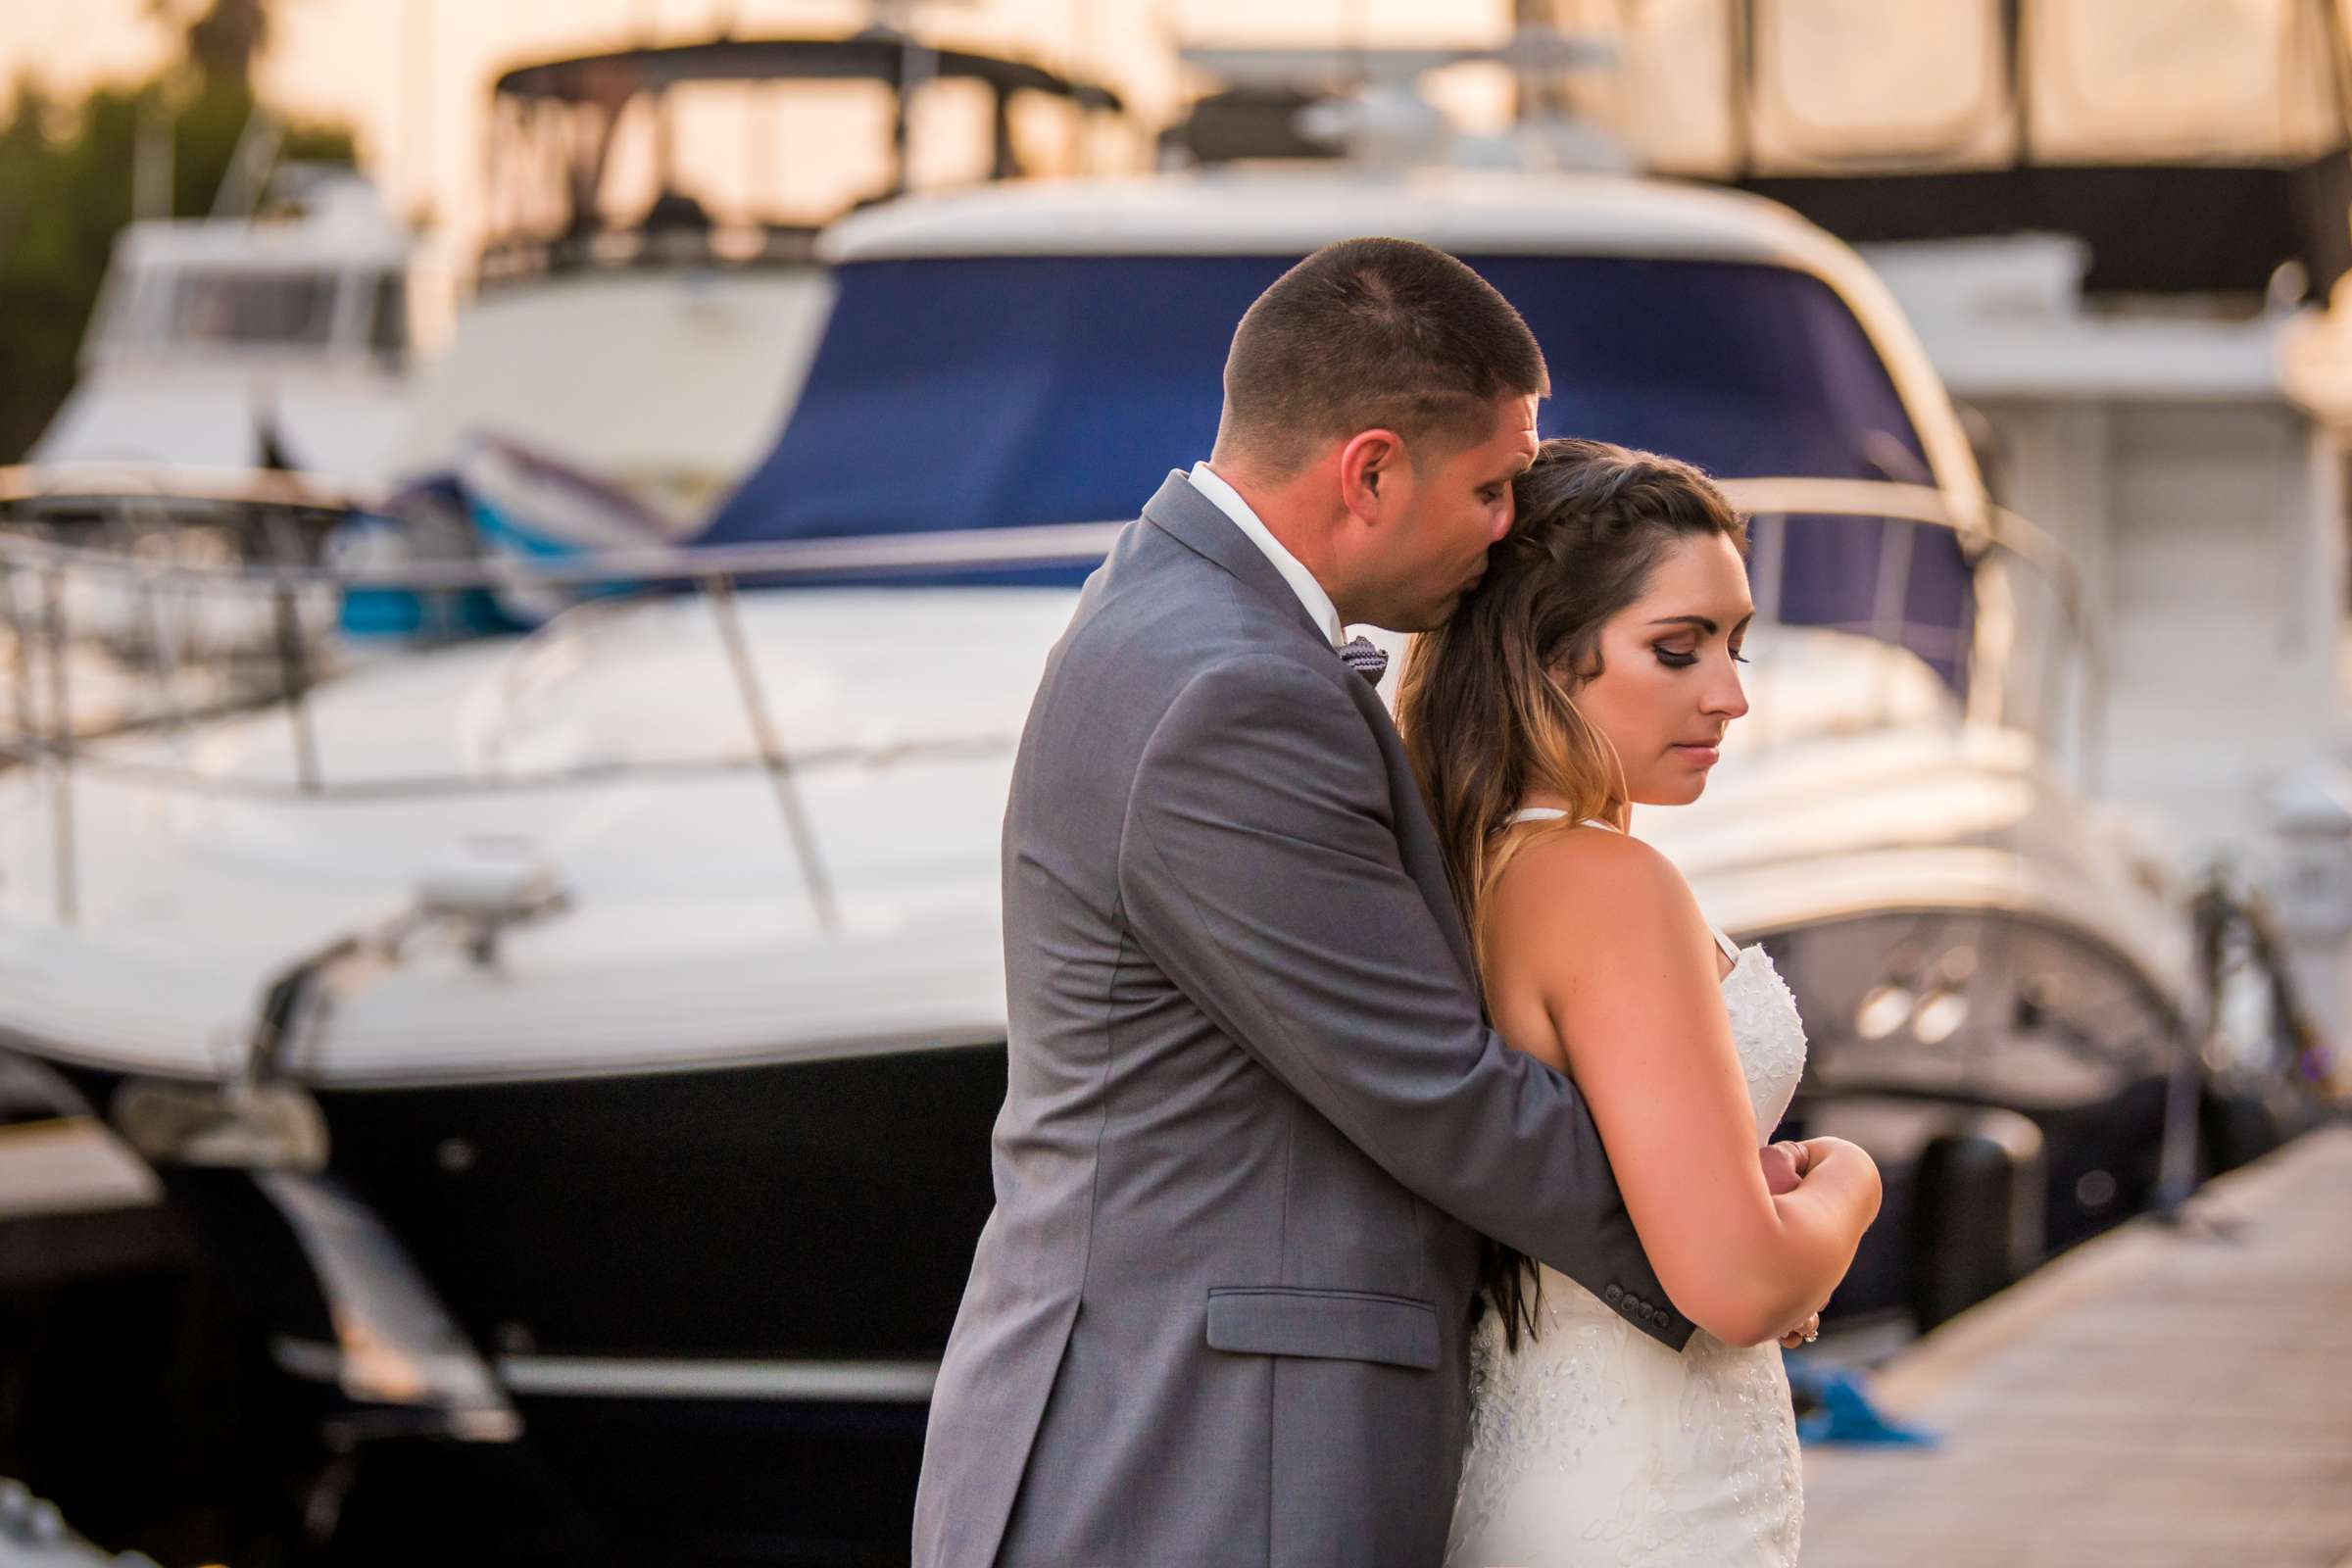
[1444,813,1809,1568]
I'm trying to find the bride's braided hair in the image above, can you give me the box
[1394,437,1746,1348]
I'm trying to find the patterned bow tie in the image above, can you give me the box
[1337,635,1389,685]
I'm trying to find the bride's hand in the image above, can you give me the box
[1757,1140,1809,1196]
[1777,1312,1820,1350]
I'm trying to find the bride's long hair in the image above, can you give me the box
[1394,437,1747,1347]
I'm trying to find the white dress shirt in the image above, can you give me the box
[1189,461,1346,648]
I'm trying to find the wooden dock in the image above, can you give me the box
[1801,1123,2352,1567]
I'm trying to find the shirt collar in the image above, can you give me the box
[1188,462,1346,647]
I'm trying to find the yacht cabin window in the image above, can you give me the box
[164,269,339,349]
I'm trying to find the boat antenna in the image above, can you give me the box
[870,0,942,199]
[133,95,174,220]
[400,0,435,229]
[211,102,284,220]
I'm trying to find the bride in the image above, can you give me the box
[1395,439,1883,1567]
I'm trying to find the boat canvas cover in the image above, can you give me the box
[697,251,1971,684]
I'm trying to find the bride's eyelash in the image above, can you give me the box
[1653,646,1752,667]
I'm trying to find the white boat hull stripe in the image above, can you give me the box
[272,1338,939,1402]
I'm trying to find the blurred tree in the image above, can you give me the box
[0,0,355,462]
[183,0,270,84]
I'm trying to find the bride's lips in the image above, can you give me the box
[1672,742,1721,765]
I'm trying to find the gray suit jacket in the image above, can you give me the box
[912,473,1691,1568]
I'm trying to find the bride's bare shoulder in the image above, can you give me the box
[1485,825,1708,971]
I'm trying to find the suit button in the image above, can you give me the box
[1647,1306,1667,1327]
[1603,1285,1624,1306]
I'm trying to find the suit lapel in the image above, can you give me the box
[1357,691,1482,989]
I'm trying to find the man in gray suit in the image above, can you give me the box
[914,238,1693,1568]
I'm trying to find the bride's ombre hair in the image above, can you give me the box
[1394,437,1746,1345]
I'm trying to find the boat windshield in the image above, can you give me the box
[702,251,1936,547]
[165,269,342,348]
[95,264,400,357]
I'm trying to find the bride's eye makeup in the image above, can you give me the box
[1653,641,1749,668]
[1647,612,1753,670]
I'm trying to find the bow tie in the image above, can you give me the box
[1337,635,1389,685]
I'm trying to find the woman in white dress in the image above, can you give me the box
[1395,439,1884,1567]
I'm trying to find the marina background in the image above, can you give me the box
[1,1,2348,1564]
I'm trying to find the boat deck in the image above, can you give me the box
[1801,1123,2352,1566]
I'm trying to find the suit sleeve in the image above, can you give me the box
[1115,652,1691,1349]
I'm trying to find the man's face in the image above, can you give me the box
[1357,393,1541,632]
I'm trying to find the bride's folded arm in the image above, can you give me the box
[1483,828,1884,1348]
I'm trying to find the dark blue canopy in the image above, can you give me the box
[699,249,1970,686]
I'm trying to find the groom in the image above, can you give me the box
[914,239,1692,1568]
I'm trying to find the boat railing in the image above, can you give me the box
[0,475,1126,929]
[0,470,2095,930]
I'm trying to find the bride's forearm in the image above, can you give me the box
[1654,1142,1882,1346]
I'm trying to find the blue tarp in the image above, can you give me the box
[698,250,1971,685]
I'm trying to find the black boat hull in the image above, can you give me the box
[12,900,2295,1561]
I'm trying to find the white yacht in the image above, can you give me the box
[393,31,1126,524]
[28,168,415,484]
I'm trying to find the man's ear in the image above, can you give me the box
[1339,428,1403,520]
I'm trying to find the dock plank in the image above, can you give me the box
[1802,1124,2352,1567]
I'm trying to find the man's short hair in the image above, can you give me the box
[1214,237,1549,477]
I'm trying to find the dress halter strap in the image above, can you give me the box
[1505,807,1611,829]
[1503,807,1740,965]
